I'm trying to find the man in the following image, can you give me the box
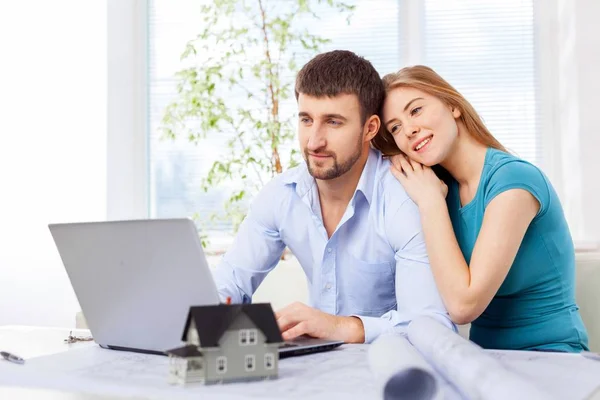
[213,50,453,344]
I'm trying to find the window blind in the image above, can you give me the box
[147,0,403,235]
[147,0,540,238]
[420,0,540,164]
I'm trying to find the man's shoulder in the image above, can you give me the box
[368,152,423,252]
[371,155,412,207]
[257,163,308,197]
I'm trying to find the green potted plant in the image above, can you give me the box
[160,0,353,238]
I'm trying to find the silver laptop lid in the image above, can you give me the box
[48,218,220,353]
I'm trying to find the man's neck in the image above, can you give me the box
[316,147,370,207]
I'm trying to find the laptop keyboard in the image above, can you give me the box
[280,342,300,348]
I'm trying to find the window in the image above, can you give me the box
[187,359,203,371]
[147,0,403,243]
[244,355,256,372]
[187,326,199,345]
[216,356,227,374]
[239,329,257,345]
[239,330,248,346]
[248,329,257,345]
[417,0,541,165]
[147,0,543,243]
[264,353,275,370]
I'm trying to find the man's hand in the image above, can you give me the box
[275,302,365,343]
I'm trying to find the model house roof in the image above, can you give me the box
[181,303,283,348]
[166,344,203,357]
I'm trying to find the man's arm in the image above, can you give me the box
[212,181,287,304]
[356,195,455,343]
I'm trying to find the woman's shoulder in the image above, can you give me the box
[482,148,551,212]
[484,148,546,184]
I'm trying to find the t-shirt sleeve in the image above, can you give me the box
[483,160,550,217]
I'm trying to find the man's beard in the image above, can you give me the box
[304,135,364,180]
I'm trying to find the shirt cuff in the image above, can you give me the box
[356,315,396,344]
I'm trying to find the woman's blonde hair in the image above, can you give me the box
[372,65,507,156]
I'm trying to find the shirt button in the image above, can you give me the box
[325,283,332,290]
[327,248,332,253]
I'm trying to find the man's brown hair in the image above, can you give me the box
[295,50,384,124]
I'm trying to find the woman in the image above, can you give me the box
[372,65,588,352]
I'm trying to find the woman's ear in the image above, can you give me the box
[451,105,461,119]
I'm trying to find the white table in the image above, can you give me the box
[0,326,120,399]
[3,325,599,400]
[0,326,381,400]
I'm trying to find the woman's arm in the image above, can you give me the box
[390,157,540,324]
[418,190,539,324]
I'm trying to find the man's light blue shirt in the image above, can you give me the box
[213,149,454,343]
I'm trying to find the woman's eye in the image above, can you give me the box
[390,124,401,134]
[410,106,422,116]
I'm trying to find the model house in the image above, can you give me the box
[167,303,284,385]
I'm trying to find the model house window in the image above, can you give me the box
[239,330,248,345]
[216,356,227,374]
[245,355,256,372]
[187,327,199,345]
[248,329,257,345]
[187,359,202,371]
[264,353,275,370]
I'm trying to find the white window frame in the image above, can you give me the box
[239,329,248,346]
[264,353,275,370]
[244,354,256,372]
[248,329,257,345]
[216,356,227,374]
[107,0,149,221]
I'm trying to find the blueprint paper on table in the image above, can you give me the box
[368,332,462,400]
[0,343,380,400]
[2,320,600,400]
[367,316,600,400]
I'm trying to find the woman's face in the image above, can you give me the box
[382,87,461,166]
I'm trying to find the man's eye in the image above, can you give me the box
[300,118,311,124]
[328,120,341,126]
[410,106,422,116]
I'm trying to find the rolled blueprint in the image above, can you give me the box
[407,317,555,400]
[368,333,443,400]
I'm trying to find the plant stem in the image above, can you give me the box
[258,0,282,175]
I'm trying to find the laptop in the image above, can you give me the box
[48,218,343,358]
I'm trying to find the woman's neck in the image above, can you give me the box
[440,128,488,188]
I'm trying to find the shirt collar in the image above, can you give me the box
[355,148,378,206]
[282,148,379,206]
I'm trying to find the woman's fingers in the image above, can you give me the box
[390,164,408,184]
[407,157,423,171]
[398,156,414,173]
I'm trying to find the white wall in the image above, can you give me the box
[0,1,106,327]
[552,0,600,244]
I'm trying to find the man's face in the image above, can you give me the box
[297,93,365,180]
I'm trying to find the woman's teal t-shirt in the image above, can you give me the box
[445,148,589,352]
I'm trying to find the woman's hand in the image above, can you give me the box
[390,155,448,208]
